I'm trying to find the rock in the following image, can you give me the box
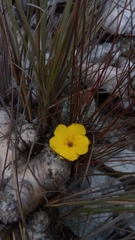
[102,0,135,36]
[59,170,124,238]
[26,211,54,240]
[81,63,128,95]
[0,146,71,224]
[18,123,38,148]
[0,108,15,179]
[61,98,96,124]
[0,108,38,179]
[104,149,135,176]
[85,43,120,65]
[0,108,71,227]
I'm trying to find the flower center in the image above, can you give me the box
[67,141,73,147]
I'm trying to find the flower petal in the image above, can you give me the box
[59,146,79,161]
[49,136,65,153]
[68,124,86,138]
[54,124,68,140]
[74,135,90,155]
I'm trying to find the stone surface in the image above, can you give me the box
[26,211,54,240]
[0,108,37,179]
[82,63,128,95]
[102,0,135,36]
[104,149,135,176]
[0,146,71,224]
[59,170,124,238]
[86,43,120,65]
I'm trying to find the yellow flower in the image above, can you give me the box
[49,123,90,161]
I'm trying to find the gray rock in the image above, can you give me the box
[26,211,54,240]
[85,43,120,65]
[104,149,135,176]
[102,0,135,36]
[0,146,71,224]
[59,170,124,238]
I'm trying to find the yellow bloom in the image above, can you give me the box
[49,124,90,161]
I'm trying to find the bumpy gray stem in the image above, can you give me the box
[0,145,71,224]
